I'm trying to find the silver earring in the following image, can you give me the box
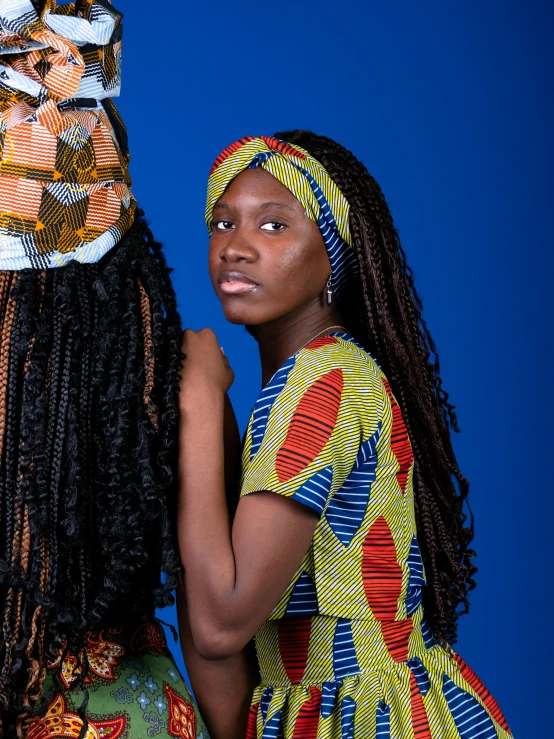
[326,275,333,306]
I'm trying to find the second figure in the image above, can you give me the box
[178,132,512,739]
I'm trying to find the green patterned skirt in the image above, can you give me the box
[26,618,208,739]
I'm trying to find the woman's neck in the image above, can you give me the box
[255,299,346,386]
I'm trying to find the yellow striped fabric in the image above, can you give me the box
[241,333,513,738]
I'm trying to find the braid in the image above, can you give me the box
[138,278,158,431]
[2,291,24,680]
[275,130,476,644]
[0,275,17,462]
[76,272,92,635]
[46,325,72,629]
[0,212,183,731]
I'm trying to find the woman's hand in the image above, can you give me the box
[180,328,234,405]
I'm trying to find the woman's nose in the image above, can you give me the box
[218,230,258,263]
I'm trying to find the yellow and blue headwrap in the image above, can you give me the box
[205,136,358,300]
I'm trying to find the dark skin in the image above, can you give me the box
[205,168,345,382]
[176,394,257,739]
[177,168,347,736]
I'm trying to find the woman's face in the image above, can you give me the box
[208,168,331,327]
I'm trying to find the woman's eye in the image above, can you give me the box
[215,221,234,230]
[260,222,286,232]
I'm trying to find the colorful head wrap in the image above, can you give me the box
[205,136,358,300]
[0,0,135,270]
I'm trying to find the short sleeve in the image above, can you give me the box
[240,339,382,516]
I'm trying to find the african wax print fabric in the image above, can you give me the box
[240,332,512,738]
[205,136,358,300]
[0,0,135,270]
[26,617,209,739]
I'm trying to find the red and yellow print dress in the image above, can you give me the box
[240,332,512,739]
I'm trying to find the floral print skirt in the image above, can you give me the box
[27,617,208,739]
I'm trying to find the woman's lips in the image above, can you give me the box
[218,272,259,295]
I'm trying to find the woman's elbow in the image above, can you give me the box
[191,622,246,660]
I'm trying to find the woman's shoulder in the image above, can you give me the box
[294,332,383,388]
[280,333,387,429]
[246,333,385,453]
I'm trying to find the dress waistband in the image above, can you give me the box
[255,613,437,688]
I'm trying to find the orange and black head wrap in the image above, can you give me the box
[0,0,135,270]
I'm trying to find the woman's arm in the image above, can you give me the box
[177,381,258,737]
[177,329,319,659]
[176,578,258,739]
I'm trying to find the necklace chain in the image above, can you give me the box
[300,324,349,351]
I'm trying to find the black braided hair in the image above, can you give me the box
[0,211,182,734]
[274,130,477,645]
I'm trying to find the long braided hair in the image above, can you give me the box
[274,130,477,645]
[0,212,182,733]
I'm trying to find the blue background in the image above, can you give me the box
[118,1,552,735]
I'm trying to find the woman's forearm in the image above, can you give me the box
[177,332,319,658]
[177,386,240,654]
[176,580,257,739]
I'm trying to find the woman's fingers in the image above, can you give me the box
[180,328,234,395]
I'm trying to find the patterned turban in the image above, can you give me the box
[0,0,135,270]
[205,136,358,300]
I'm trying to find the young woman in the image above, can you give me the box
[178,133,513,738]
[0,2,253,736]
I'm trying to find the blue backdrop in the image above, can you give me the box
[118,1,552,735]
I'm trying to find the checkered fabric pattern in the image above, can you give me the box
[0,0,135,269]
